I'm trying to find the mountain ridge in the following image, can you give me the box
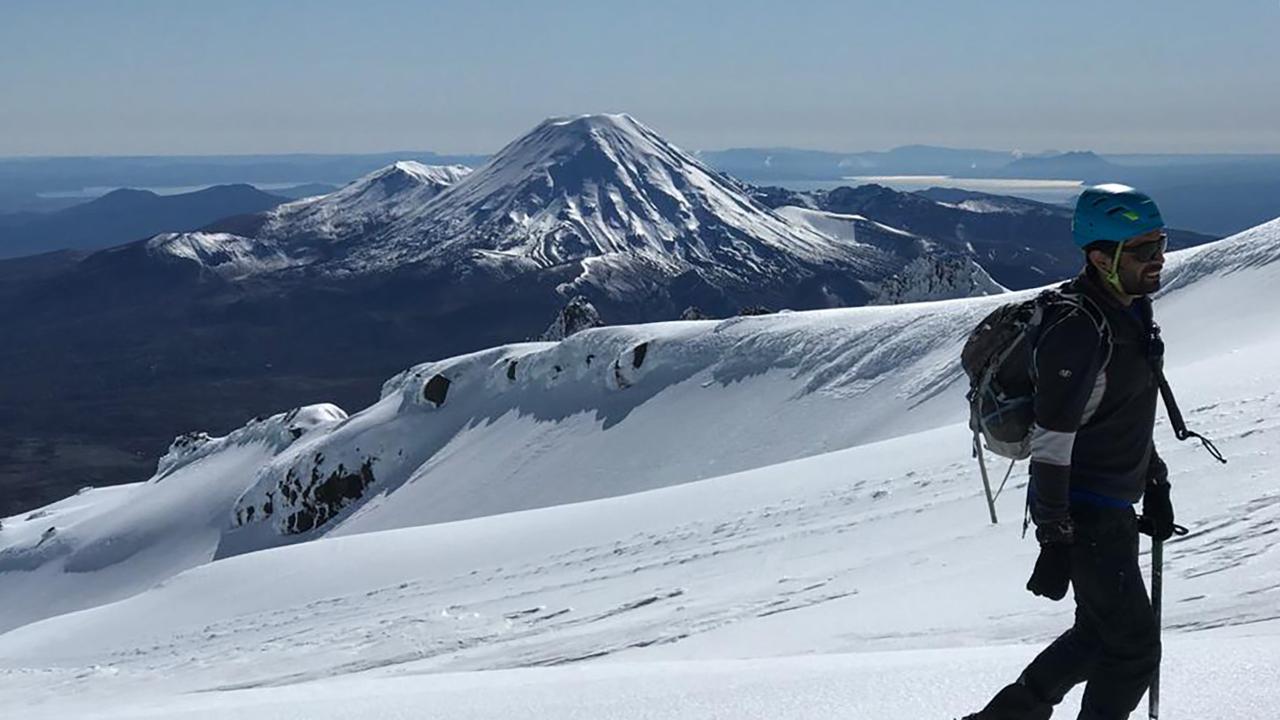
[0,184,288,259]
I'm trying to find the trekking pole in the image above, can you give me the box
[1148,537,1164,720]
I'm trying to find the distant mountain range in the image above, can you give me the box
[0,185,288,259]
[1000,150,1117,176]
[5,144,1276,236]
[703,147,1280,235]
[145,115,1001,308]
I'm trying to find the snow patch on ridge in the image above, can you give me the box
[871,250,1007,304]
[156,404,348,479]
[774,205,915,245]
[146,232,304,278]
[256,162,472,244]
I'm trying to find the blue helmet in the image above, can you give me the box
[1071,184,1164,249]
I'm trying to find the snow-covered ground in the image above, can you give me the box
[2,218,1277,718]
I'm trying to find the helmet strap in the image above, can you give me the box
[1105,242,1126,296]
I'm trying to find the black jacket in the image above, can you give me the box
[1029,266,1162,525]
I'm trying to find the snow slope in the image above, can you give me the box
[0,406,345,633]
[2,217,1277,717]
[5,639,1277,720]
[0,292,998,632]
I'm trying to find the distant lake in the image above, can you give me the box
[776,176,1085,206]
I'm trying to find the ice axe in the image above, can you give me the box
[1148,536,1164,720]
[1147,523,1188,720]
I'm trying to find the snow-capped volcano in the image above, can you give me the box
[389,114,854,273]
[150,115,995,311]
[314,113,990,312]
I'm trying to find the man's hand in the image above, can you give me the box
[1139,479,1179,542]
[1147,453,1169,484]
[1027,519,1074,601]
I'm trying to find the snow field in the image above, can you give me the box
[2,218,1278,717]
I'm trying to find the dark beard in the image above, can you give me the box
[1121,267,1161,295]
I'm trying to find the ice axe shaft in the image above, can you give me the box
[1149,537,1164,720]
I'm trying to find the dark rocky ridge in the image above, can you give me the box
[0,184,288,259]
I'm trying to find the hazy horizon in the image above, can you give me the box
[3,2,1279,156]
[5,143,1280,162]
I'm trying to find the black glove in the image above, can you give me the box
[1026,520,1074,601]
[1147,453,1169,484]
[1138,479,1179,542]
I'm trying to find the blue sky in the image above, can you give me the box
[2,0,1278,156]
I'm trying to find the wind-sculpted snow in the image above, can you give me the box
[156,404,348,479]
[1157,217,1280,293]
[228,299,996,544]
[0,293,1003,634]
[0,404,347,633]
[2,347,1279,709]
[1150,216,1280,366]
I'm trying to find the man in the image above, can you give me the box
[964,184,1181,720]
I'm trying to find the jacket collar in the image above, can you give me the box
[1075,266,1154,337]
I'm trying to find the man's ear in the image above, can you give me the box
[1086,249,1111,274]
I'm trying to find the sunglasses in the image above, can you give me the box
[1121,234,1168,262]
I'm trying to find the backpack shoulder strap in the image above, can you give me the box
[1036,286,1113,370]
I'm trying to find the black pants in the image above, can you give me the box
[979,506,1161,720]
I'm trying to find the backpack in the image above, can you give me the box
[961,285,1111,522]
[963,285,1111,460]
